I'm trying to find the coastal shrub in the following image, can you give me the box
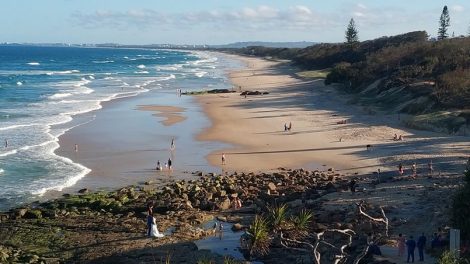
[288,209,313,240]
[451,170,470,239]
[438,250,470,264]
[266,204,288,231]
[228,31,470,114]
[247,215,271,258]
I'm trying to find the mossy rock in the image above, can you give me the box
[24,210,42,219]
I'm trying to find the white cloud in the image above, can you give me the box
[451,5,465,12]
[71,5,336,31]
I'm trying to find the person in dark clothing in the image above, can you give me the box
[146,201,154,237]
[417,233,426,261]
[406,236,416,263]
[349,179,357,193]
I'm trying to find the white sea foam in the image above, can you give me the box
[0,124,37,131]
[0,149,17,157]
[88,75,95,80]
[135,71,149,74]
[195,71,208,78]
[49,93,73,99]
[16,81,23,86]
[137,64,146,69]
[92,60,114,64]
[0,169,4,174]
[46,70,80,75]
[27,62,40,66]
[157,74,176,81]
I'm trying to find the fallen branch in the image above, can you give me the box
[356,200,389,236]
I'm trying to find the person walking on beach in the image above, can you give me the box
[428,160,434,176]
[221,153,226,165]
[167,158,172,170]
[170,138,175,150]
[288,122,292,131]
[284,123,288,132]
[417,233,426,261]
[411,162,417,177]
[406,235,416,263]
[156,160,162,171]
[4,139,8,148]
[74,144,78,152]
[397,233,406,257]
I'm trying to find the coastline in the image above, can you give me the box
[197,54,470,175]
[2,52,469,264]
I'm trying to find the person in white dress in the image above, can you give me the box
[150,216,164,238]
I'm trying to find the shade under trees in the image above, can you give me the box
[438,5,450,40]
[345,18,359,44]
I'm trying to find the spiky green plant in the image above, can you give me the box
[247,215,271,258]
[292,209,313,230]
[196,258,214,264]
[267,204,288,231]
[223,256,242,264]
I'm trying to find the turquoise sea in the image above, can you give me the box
[0,45,239,210]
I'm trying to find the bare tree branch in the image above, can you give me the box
[356,200,389,236]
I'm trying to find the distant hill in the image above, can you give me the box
[211,41,316,49]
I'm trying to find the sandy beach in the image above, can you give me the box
[198,55,470,175]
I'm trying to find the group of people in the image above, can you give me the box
[398,161,434,177]
[393,133,405,141]
[155,158,173,171]
[146,202,164,238]
[397,233,427,262]
[155,138,175,171]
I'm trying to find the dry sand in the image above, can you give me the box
[137,105,187,126]
[197,55,470,175]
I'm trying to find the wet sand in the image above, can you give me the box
[56,90,226,193]
[137,105,187,126]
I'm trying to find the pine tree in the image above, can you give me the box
[437,5,450,40]
[345,18,359,44]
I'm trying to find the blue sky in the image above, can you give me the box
[1,0,469,44]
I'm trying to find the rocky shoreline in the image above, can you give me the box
[0,167,460,263]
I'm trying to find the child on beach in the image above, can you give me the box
[156,160,162,171]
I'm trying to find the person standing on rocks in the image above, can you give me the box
[146,202,154,237]
[406,235,416,263]
[417,233,426,261]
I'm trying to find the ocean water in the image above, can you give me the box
[0,45,240,211]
